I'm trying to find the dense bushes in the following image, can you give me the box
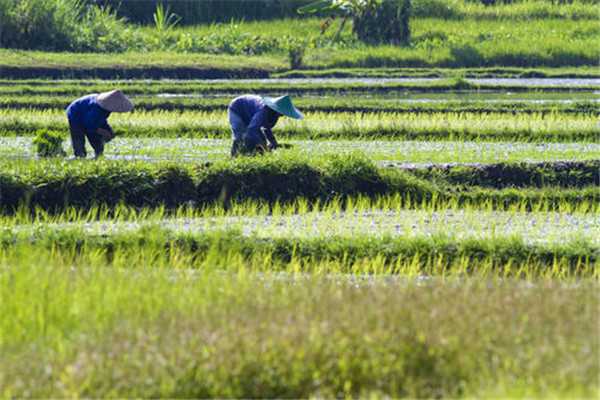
[0,0,132,51]
[414,160,600,188]
[353,0,411,45]
[106,0,314,25]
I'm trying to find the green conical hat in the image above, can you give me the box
[263,95,303,120]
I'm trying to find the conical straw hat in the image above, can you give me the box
[97,90,134,112]
[263,95,303,120]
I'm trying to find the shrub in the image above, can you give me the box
[284,37,306,69]
[299,0,411,46]
[353,0,412,45]
[32,130,66,158]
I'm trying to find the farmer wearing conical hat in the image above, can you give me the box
[66,90,133,158]
[228,94,303,157]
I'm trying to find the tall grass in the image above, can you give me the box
[0,248,598,397]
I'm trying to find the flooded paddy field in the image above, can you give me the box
[3,1,600,394]
[1,73,598,398]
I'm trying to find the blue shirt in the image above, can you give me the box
[66,94,111,133]
[228,95,279,141]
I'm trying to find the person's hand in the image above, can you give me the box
[97,128,115,142]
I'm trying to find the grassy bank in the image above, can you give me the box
[1,249,598,397]
[1,156,598,212]
[0,51,281,79]
[2,56,600,79]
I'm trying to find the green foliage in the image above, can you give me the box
[1,12,598,66]
[0,0,130,51]
[284,37,307,69]
[153,3,181,33]
[32,129,65,158]
[108,0,314,25]
[300,0,412,45]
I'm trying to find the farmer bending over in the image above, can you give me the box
[66,90,134,158]
[228,94,303,156]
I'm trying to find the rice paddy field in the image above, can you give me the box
[1,71,599,397]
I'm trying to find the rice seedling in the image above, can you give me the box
[1,92,598,116]
[6,207,598,249]
[1,109,597,142]
[2,136,599,165]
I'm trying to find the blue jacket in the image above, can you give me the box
[228,95,279,142]
[66,94,111,133]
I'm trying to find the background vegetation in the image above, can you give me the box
[1,0,599,68]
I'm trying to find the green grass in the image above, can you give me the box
[0,50,282,78]
[0,248,598,397]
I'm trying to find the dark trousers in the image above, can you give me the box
[69,121,104,158]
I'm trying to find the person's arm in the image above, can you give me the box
[97,121,115,142]
[261,127,278,150]
[84,108,113,141]
[247,112,269,145]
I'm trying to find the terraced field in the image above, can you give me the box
[1,76,598,397]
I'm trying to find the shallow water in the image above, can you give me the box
[11,210,600,247]
[3,137,599,164]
